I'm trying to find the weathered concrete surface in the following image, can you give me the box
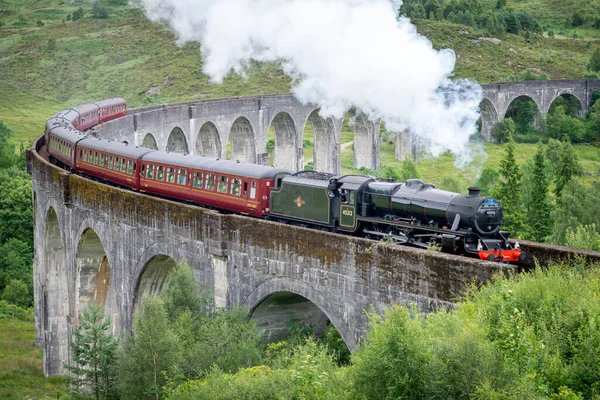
[96,80,600,169]
[32,136,514,377]
[517,240,600,271]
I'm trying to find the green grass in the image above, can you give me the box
[0,319,68,399]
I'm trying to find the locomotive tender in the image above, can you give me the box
[44,99,522,263]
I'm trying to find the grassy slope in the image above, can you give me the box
[0,318,67,399]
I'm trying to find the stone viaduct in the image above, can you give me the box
[31,79,600,377]
[93,79,600,172]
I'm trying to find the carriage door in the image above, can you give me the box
[339,189,357,230]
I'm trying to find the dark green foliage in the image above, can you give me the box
[0,169,33,247]
[523,143,553,242]
[491,117,515,143]
[566,224,600,251]
[304,161,314,171]
[322,324,351,366]
[571,10,585,27]
[91,3,109,19]
[162,261,212,322]
[590,48,600,73]
[0,121,15,168]
[0,239,33,306]
[586,100,600,144]
[493,136,525,237]
[505,97,539,136]
[399,160,420,181]
[66,302,118,400]
[1,279,30,308]
[547,105,587,143]
[36,20,44,27]
[476,167,499,196]
[117,295,179,400]
[551,180,600,245]
[553,140,581,197]
[72,7,84,21]
[0,300,33,321]
[46,38,56,51]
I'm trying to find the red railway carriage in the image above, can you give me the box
[50,109,80,130]
[47,125,87,169]
[72,103,100,131]
[76,138,155,189]
[95,98,127,123]
[139,152,291,217]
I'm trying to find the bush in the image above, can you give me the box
[2,279,30,308]
[72,7,84,21]
[91,2,109,19]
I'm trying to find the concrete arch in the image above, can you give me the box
[304,109,338,174]
[196,121,222,158]
[353,113,380,170]
[74,228,118,332]
[479,98,499,141]
[546,93,585,117]
[503,95,542,132]
[500,94,542,120]
[133,255,176,312]
[269,112,298,170]
[43,206,69,376]
[166,127,189,154]
[244,277,355,350]
[142,133,158,150]
[228,117,257,163]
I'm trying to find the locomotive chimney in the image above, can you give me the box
[467,187,481,196]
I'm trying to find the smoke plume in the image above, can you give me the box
[137,0,483,165]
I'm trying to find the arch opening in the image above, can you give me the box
[142,133,158,150]
[75,229,118,331]
[548,93,584,118]
[166,127,189,154]
[250,292,336,344]
[196,121,221,158]
[269,112,298,170]
[43,207,68,376]
[504,95,541,137]
[227,117,256,163]
[340,112,356,172]
[303,109,337,173]
[478,98,498,141]
[133,255,177,311]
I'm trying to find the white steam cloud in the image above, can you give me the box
[138,0,483,165]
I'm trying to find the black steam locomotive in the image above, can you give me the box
[270,172,522,262]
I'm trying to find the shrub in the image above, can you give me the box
[72,7,84,21]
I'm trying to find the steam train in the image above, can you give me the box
[44,99,523,263]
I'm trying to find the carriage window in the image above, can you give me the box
[250,182,257,199]
[243,182,248,196]
[217,176,228,193]
[156,166,164,181]
[114,157,120,171]
[193,172,203,188]
[146,164,154,179]
[348,190,356,205]
[99,153,105,167]
[166,167,175,183]
[205,174,215,191]
[120,158,127,173]
[127,160,134,175]
[94,152,99,165]
[230,178,241,196]
[108,156,113,169]
[177,169,187,185]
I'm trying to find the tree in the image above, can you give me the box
[73,7,85,21]
[66,302,118,400]
[493,135,525,237]
[0,169,33,246]
[2,279,30,308]
[92,2,110,19]
[551,180,600,244]
[524,143,553,242]
[589,48,600,73]
[491,118,516,143]
[0,121,15,168]
[399,160,420,181]
[118,295,179,399]
[553,140,581,198]
[476,167,500,196]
